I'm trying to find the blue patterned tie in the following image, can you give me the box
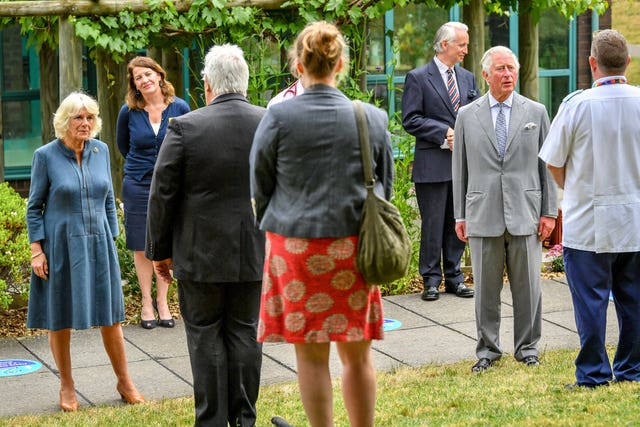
[446,69,460,111]
[495,102,507,159]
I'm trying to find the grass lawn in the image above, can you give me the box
[2,347,638,426]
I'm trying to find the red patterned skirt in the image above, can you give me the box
[258,232,384,343]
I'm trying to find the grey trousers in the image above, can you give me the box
[469,232,542,361]
[178,280,263,427]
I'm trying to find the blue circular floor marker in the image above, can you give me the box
[0,359,43,377]
[383,318,402,332]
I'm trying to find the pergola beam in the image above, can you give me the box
[0,0,286,17]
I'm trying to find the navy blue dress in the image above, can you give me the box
[26,139,124,331]
[116,97,190,250]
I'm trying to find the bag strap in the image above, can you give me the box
[352,100,375,190]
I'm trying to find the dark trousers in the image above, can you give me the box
[178,280,263,427]
[564,248,640,385]
[415,181,465,287]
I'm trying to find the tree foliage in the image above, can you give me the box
[483,0,608,22]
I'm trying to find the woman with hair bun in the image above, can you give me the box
[251,21,394,427]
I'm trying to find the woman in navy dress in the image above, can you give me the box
[27,92,144,412]
[116,57,190,329]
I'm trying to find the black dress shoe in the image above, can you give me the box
[445,282,474,298]
[472,358,493,372]
[521,355,540,366]
[421,285,440,301]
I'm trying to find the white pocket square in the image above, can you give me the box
[524,122,537,130]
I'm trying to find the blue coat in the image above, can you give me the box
[26,139,124,330]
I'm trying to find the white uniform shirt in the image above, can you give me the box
[267,80,305,108]
[539,77,640,253]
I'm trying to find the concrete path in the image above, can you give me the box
[0,276,620,417]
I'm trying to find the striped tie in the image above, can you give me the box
[447,69,460,111]
[495,102,507,159]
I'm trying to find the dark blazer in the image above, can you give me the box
[250,84,394,239]
[402,58,479,183]
[146,93,266,283]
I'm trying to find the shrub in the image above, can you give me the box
[378,116,421,296]
[0,183,30,311]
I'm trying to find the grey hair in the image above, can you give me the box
[481,46,520,73]
[53,92,102,139]
[433,22,469,53]
[202,44,249,96]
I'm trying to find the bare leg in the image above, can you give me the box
[133,251,155,321]
[153,273,173,320]
[100,323,144,404]
[49,329,78,411]
[337,341,376,427]
[294,343,333,427]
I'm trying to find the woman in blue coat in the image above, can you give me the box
[27,92,144,412]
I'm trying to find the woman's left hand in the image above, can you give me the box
[32,252,49,279]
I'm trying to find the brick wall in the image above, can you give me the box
[577,2,613,89]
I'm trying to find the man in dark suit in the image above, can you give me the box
[146,44,266,426]
[402,22,479,301]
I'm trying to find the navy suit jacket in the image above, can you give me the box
[402,58,479,183]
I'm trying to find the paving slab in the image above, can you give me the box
[0,278,625,418]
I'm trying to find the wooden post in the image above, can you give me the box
[95,49,129,199]
[163,48,184,101]
[39,45,59,144]
[463,0,485,94]
[58,16,82,100]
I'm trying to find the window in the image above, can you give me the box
[1,25,41,180]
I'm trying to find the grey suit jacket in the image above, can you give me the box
[145,93,266,283]
[452,92,557,237]
[250,84,394,238]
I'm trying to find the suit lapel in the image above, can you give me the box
[454,65,472,107]
[472,95,498,153]
[506,93,527,151]
[426,60,456,117]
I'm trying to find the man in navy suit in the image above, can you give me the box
[402,22,479,301]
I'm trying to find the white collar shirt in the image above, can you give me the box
[539,76,640,252]
[488,92,514,134]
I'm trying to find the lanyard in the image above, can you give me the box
[592,77,627,87]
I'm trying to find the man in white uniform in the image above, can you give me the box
[539,29,640,388]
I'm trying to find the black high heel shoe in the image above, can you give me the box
[140,316,157,330]
[140,305,157,329]
[153,301,175,328]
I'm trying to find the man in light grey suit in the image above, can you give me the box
[452,46,557,372]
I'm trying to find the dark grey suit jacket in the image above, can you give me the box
[146,93,266,283]
[250,84,394,239]
[402,58,479,183]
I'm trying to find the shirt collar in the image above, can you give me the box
[434,56,454,75]
[592,75,627,87]
[488,92,514,108]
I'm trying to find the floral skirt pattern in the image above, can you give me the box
[258,232,384,343]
